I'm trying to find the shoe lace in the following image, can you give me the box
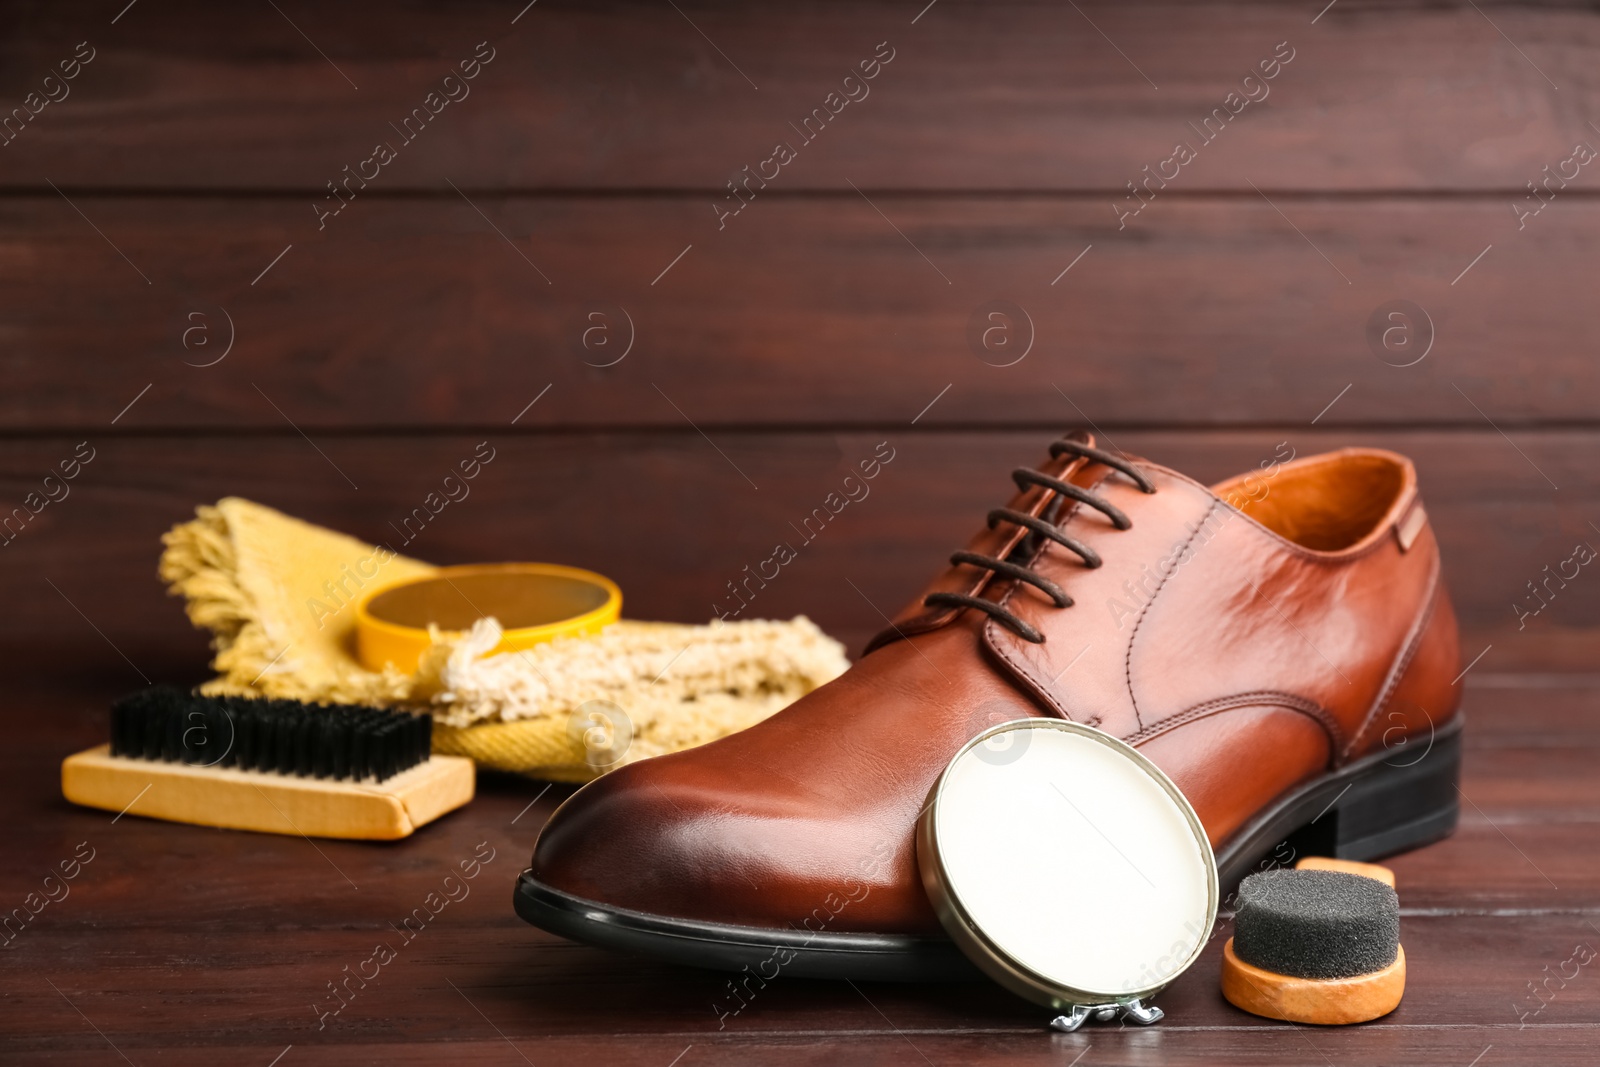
[922,439,1155,643]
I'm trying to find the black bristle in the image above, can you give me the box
[104,688,431,782]
[350,722,370,781]
[300,714,319,778]
[278,708,300,775]
[160,708,181,762]
[328,723,350,780]
[376,720,398,782]
[235,702,259,771]
[415,713,433,767]
[223,701,247,769]
[291,712,313,777]
[141,699,165,760]
[319,718,339,780]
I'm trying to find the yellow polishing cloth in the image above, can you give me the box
[159,498,850,782]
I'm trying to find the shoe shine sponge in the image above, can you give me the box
[1220,865,1405,1025]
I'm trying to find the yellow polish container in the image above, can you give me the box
[355,563,621,674]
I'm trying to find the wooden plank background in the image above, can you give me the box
[1,431,1593,677]
[0,0,1594,675]
[3,1,1599,192]
[3,198,1598,430]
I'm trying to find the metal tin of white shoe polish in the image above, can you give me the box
[916,719,1219,1032]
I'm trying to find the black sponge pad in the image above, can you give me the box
[1233,869,1399,980]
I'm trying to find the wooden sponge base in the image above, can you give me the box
[62,744,475,840]
[1221,937,1406,1025]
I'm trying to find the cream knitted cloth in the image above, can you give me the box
[159,498,849,781]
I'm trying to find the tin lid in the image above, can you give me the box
[354,563,622,674]
[916,719,1218,1018]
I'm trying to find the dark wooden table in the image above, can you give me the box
[4,667,1596,1066]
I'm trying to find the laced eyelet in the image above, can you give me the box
[1050,440,1157,493]
[923,437,1152,640]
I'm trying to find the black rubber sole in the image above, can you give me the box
[514,717,1461,980]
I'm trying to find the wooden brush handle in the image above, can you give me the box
[62,744,474,840]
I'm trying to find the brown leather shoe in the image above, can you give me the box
[515,434,1462,979]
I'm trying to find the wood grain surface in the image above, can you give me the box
[0,431,1591,672]
[0,196,1592,430]
[2,671,1595,1065]
[1,1,1595,192]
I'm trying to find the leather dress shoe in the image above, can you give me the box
[516,433,1462,979]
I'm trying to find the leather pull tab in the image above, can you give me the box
[1394,499,1428,552]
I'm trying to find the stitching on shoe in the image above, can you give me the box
[1343,550,1443,763]
[1124,496,1220,731]
[1124,690,1344,757]
[983,464,1119,722]
[980,453,1421,745]
[986,619,1068,719]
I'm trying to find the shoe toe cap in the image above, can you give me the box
[529,750,930,932]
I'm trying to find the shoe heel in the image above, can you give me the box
[1291,722,1462,863]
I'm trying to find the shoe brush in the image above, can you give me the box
[61,686,474,840]
[1220,862,1404,1025]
